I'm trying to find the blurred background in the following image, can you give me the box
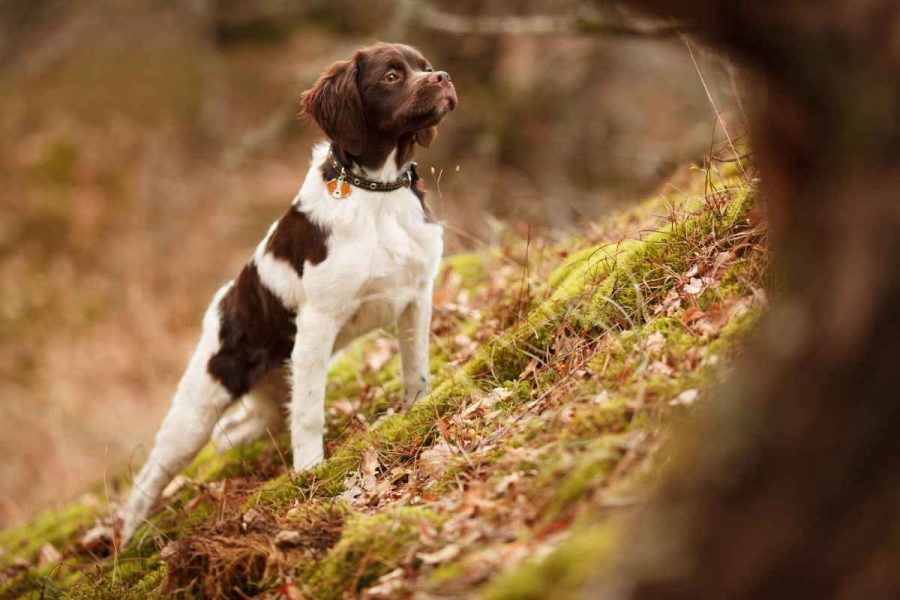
[0,0,741,525]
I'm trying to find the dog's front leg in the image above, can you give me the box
[290,306,343,471]
[398,290,432,407]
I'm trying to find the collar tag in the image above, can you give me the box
[327,176,351,199]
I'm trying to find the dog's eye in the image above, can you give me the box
[425,65,433,72]
[384,72,400,83]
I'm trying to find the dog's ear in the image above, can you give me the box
[301,55,366,156]
[414,126,437,148]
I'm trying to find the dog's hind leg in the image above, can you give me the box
[212,367,288,452]
[120,288,234,543]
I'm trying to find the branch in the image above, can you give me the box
[419,8,684,38]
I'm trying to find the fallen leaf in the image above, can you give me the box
[419,440,454,476]
[160,541,178,561]
[483,387,513,408]
[365,339,396,372]
[36,543,61,567]
[364,567,407,598]
[77,525,115,556]
[669,388,700,406]
[241,508,270,532]
[330,399,358,417]
[649,360,675,377]
[494,473,521,496]
[275,530,304,548]
[683,277,704,295]
[593,391,611,404]
[276,577,305,600]
[340,484,364,503]
[361,448,380,492]
[642,331,666,356]
[418,544,461,565]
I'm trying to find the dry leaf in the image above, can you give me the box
[78,524,115,556]
[483,387,513,408]
[649,360,675,377]
[669,389,699,406]
[419,440,454,476]
[274,530,303,548]
[160,541,178,561]
[361,448,380,492]
[494,473,521,496]
[593,391,611,404]
[364,567,407,598]
[642,331,666,356]
[36,543,61,567]
[418,544,461,565]
[683,277,704,295]
[366,339,396,372]
[277,578,305,600]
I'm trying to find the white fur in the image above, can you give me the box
[120,143,442,542]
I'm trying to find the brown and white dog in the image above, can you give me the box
[121,43,457,542]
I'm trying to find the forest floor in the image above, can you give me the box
[0,159,765,599]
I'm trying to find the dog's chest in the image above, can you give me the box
[315,192,442,333]
[357,205,439,316]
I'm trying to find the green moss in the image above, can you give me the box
[546,243,615,290]
[61,566,165,600]
[0,502,100,567]
[0,172,763,599]
[543,438,624,518]
[304,507,440,599]
[483,521,618,600]
[440,252,485,287]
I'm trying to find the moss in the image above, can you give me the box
[440,252,485,287]
[304,507,440,599]
[546,243,615,290]
[0,502,100,567]
[483,521,618,600]
[251,374,478,512]
[61,566,166,600]
[543,438,624,518]
[0,171,763,598]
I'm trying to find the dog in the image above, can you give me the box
[120,43,457,542]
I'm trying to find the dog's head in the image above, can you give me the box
[301,43,457,166]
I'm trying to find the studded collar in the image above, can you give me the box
[326,146,418,198]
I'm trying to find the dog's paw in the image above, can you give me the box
[292,438,324,472]
[400,378,429,409]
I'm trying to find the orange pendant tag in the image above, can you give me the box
[327,178,351,199]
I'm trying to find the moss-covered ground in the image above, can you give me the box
[0,161,765,599]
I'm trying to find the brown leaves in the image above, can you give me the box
[76,524,116,558]
[36,543,62,567]
[364,339,397,373]
[361,448,380,493]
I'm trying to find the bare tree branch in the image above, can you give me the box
[418,7,684,38]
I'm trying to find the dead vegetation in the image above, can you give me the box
[0,154,765,599]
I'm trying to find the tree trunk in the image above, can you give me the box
[594,2,900,597]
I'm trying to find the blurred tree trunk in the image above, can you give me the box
[594,1,900,597]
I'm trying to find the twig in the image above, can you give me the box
[681,34,749,183]
[419,8,683,38]
[711,151,754,163]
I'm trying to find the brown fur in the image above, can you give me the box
[265,207,330,277]
[207,210,329,398]
[301,42,456,170]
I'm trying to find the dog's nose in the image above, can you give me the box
[428,71,451,86]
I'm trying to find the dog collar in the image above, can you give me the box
[326,147,418,199]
